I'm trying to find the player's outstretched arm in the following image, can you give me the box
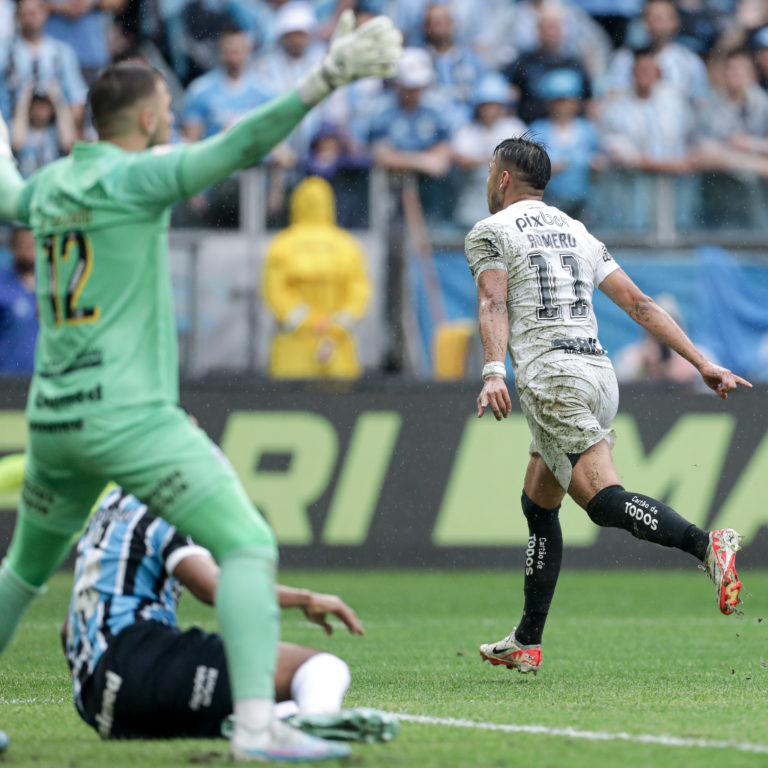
[476,268,512,420]
[176,11,401,199]
[599,268,752,399]
[171,551,364,635]
[0,115,27,224]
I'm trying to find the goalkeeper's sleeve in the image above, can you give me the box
[177,90,310,198]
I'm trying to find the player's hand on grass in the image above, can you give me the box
[298,9,403,106]
[303,592,365,636]
[698,360,752,400]
[477,377,512,420]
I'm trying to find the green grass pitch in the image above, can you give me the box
[1,569,767,768]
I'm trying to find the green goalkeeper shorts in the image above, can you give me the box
[21,404,248,536]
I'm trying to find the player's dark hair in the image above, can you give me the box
[89,62,163,137]
[493,135,551,191]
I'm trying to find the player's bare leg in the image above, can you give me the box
[566,440,621,509]
[479,454,564,674]
[524,452,567,510]
[569,440,743,615]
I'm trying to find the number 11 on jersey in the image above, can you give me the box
[528,251,589,321]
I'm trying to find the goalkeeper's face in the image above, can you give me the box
[148,79,174,147]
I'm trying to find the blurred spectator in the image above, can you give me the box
[0,0,87,127]
[596,47,697,230]
[451,72,526,227]
[303,123,371,228]
[179,23,277,228]
[0,228,38,375]
[11,83,75,178]
[319,74,384,148]
[602,0,709,105]
[714,0,768,56]
[529,68,603,220]
[254,1,325,157]
[175,0,237,83]
[599,47,696,165]
[0,0,14,50]
[614,294,698,383]
[226,0,310,56]
[386,0,494,62]
[502,4,592,124]
[675,0,720,56]
[694,48,768,228]
[182,24,274,141]
[489,0,611,79]
[263,176,371,379]
[697,49,768,159]
[112,0,142,46]
[171,0,302,83]
[422,3,487,130]
[749,26,768,91]
[45,0,127,83]
[368,47,454,223]
[570,0,643,49]
[254,2,325,94]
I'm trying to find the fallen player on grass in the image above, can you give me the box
[61,485,398,744]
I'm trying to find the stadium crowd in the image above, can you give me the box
[3,0,768,229]
[3,0,768,381]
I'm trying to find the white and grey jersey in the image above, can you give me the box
[465,199,620,390]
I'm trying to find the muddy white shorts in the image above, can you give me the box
[518,357,619,490]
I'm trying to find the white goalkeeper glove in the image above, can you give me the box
[297,9,403,107]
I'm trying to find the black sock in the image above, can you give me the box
[515,492,563,646]
[586,485,709,560]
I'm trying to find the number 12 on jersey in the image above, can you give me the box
[43,230,100,326]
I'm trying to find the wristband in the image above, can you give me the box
[482,361,506,380]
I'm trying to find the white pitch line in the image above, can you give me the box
[395,714,768,755]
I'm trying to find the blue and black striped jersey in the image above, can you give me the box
[64,487,207,714]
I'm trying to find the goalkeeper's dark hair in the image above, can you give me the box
[493,134,551,191]
[89,62,164,138]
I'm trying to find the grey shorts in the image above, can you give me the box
[519,358,619,490]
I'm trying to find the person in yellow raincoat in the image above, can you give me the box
[263,175,371,378]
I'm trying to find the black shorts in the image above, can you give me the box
[79,620,233,739]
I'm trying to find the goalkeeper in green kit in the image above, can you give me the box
[0,11,401,763]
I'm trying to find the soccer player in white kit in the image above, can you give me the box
[468,136,752,675]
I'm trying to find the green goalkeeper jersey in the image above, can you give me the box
[20,141,183,417]
[5,90,311,421]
